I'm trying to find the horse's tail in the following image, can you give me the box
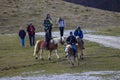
[33,40,40,56]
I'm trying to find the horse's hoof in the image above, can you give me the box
[35,57,38,59]
[72,63,74,66]
[41,58,44,61]
[81,57,84,60]
[48,58,51,61]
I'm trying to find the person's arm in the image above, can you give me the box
[74,30,77,36]
[80,30,83,39]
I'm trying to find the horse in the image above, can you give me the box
[64,44,80,66]
[33,37,65,60]
[76,36,84,60]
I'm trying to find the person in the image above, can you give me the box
[46,14,52,20]
[57,17,66,37]
[45,29,51,50]
[43,14,53,39]
[66,32,77,56]
[74,26,85,49]
[27,23,35,46]
[18,26,26,47]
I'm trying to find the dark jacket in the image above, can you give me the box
[66,35,77,45]
[19,30,26,39]
[27,25,35,36]
[43,19,52,31]
[45,31,51,42]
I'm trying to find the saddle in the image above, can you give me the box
[41,41,46,48]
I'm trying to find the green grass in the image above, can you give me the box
[90,26,120,36]
[0,35,120,77]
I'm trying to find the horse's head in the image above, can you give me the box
[65,44,72,56]
[76,36,82,43]
[60,37,66,45]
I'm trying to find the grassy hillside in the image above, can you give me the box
[0,0,120,34]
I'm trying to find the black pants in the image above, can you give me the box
[46,40,50,49]
[29,35,35,46]
[49,29,52,39]
[59,27,64,37]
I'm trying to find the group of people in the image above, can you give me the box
[66,26,85,56]
[18,14,84,53]
[18,23,36,47]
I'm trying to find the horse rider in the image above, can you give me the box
[74,26,85,49]
[45,29,51,50]
[66,31,77,57]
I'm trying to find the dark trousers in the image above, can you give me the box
[29,35,35,46]
[46,40,50,49]
[59,27,64,37]
[49,29,52,39]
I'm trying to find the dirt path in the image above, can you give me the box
[36,30,120,49]
[84,34,120,49]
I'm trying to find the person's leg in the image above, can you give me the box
[59,27,62,37]
[29,35,32,46]
[46,41,49,50]
[61,27,64,37]
[72,45,77,56]
[32,35,35,46]
[49,29,52,39]
[21,38,25,47]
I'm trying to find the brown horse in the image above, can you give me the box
[65,44,79,66]
[76,36,84,60]
[33,37,65,60]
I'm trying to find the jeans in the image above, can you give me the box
[20,38,25,47]
[71,44,77,56]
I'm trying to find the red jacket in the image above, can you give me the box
[27,25,35,36]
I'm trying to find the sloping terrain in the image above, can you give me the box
[64,0,120,12]
[0,0,120,34]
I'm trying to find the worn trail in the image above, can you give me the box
[36,30,120,49]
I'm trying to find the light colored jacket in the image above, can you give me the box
[57,19,66,27]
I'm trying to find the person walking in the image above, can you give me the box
[74,25,85,49]
[27,23,35,46]
[18,26,26,47]
[57,17,66,37]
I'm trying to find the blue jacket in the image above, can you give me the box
[74,29,83,39]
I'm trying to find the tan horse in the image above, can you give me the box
[33,37,65,60]
[65,44,80,66]
[76,36,84,60]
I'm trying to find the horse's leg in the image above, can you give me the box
[55,49,60,59]
[40,49,44,60]
[80,50,84,60]
[76,55,80,65]
[68,55,74,66]
[48,50,52,60]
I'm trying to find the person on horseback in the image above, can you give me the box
[43,14,53,39]
[66,32,77,56]
[45,29,51,50]
[74,26,85,49]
